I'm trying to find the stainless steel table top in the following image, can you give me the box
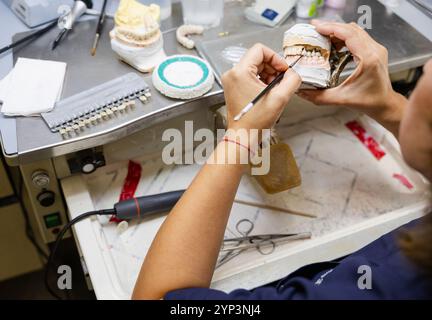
[1,0,431,165]
[198,1,432,82]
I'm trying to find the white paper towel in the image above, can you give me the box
[0,58,66,116]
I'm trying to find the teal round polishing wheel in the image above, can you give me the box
[152,55,215,100]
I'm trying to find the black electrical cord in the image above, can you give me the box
[44,209,114,300]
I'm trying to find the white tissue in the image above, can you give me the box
[0,58,66,116]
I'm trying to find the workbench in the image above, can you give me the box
[0,0,431,165]
[1,0,431,300]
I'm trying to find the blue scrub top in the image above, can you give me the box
[165,218,432,300]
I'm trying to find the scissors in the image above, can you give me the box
[216,219,312,268]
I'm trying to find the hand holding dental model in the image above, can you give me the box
[234,23,353,121]
[132,21,432,300]
[298,21,407,136]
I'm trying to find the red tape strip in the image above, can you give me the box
[346,121,386,160]
[393,174,414,190]
[110,160,142,223]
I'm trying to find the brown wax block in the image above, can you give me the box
[253,142,302,194]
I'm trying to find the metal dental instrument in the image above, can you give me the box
[234,54,303,121]
[52,0,92,50]
[217,219,254,268]
[0,20,58,55]
[221,233,312,252]
[233,199,317,218]
[216,219,311,268]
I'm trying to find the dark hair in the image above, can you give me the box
[399,211,432,274]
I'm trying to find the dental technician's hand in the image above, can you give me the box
[222,43,301,131]
[298,21,407,136]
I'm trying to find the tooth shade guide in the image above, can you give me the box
[41,73,151,139]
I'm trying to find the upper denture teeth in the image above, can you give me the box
[295,46,304,55]
[286,46,304,56]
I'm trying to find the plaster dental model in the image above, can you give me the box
[283,23,352,88]
[176,25,204,49]
[110,0,166,73]
[152,55,215,100]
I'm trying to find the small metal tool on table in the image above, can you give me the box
[217,219,312,268]
[0,20,58,55]
[52,0,93,50]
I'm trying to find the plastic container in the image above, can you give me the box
[326,0,347,9]
[296,0,318,18]
[138,0,172,20]
[181,0,224,28]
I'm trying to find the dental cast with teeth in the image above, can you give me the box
[283,23,333,88]
[132,16,432,301]
[110,0,166,73]
[2,0,432,304]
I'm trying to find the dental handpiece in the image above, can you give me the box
[113,190,186,220]
[52,0,93,50]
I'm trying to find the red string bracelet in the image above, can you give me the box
[222,137,255,157]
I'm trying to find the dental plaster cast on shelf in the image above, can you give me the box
[110,0,166,73]
[283,24,353,89]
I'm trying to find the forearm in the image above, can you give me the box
[132,142,246,300]
[367,91,408,137]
